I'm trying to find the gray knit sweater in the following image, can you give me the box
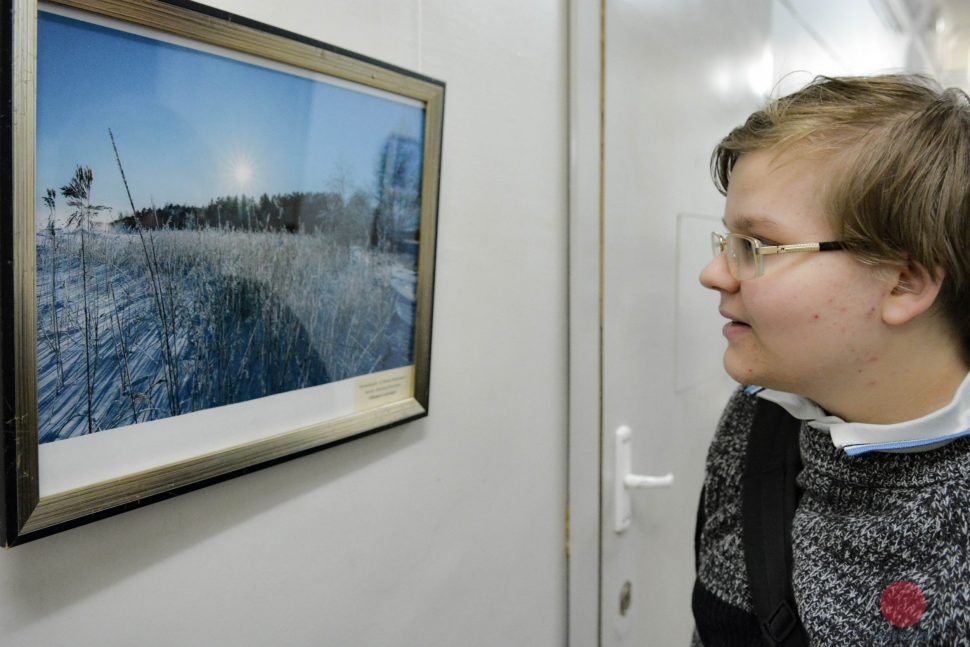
[692,387,970,646]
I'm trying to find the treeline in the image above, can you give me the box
[111,190,374,244]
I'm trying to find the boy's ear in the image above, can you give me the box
[881,260,945,326]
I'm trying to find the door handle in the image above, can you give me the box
[614,425,674,533]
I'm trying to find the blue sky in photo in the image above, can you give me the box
[37,10,425,224]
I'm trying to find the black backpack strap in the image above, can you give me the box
[741,398,809,646]
[694,483,705,572]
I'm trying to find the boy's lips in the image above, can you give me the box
[720,309,751,340]
[722,321,751,340]
[719,309,749,326]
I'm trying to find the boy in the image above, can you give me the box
[693,75,970,645]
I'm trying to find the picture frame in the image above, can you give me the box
[1,0,444,545]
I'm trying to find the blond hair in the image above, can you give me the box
[712,74,970,352]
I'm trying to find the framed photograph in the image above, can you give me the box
[1,0,444,544]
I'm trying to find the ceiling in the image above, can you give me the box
[896,0,970,88]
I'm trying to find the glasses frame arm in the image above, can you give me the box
[755,241,845,256]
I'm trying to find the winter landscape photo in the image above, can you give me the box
[35,9,426,444]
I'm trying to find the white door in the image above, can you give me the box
[567,5,766,645]
[598,2,763,644]
[567,1,936,646]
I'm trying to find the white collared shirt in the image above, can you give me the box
[746,373,970,456]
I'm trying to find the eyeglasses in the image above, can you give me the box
[710,232,846,280]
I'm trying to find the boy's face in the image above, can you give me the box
[700,147,896,405]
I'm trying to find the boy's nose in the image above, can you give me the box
[699,253,739,293]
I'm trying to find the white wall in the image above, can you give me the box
[1,2,568,646]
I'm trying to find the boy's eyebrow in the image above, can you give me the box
[722,213,778,233]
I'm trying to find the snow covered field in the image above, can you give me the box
[35,227,417,443]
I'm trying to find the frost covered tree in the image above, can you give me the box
[61,165,109,434]
[41,188,64,387]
